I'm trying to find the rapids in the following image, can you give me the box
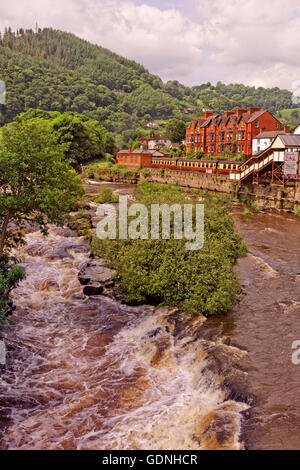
[0,182,299,450]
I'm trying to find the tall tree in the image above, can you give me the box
[0,119,84,256]
[165,119,187,143]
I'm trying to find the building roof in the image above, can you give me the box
[243,110,266,123]
[253,131,286,139]
[152,150,171,156]
[200,115,219,128]
[148,133,170,141]
[218,160,243,165]
[118,149,154,154]
[278,134,300,147]
[179,158,218,163]
[118,149,171,156]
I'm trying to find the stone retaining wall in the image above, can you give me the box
[84,166,299,211]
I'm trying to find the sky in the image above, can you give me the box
[1,0,300,90]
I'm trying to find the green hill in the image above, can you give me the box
[276,108,300,128]
[0,27,298,135]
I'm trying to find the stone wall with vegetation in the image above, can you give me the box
[83,164,300,212]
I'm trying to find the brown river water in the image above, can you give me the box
[0,182,299,450]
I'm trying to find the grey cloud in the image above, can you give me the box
[0,0,299,90]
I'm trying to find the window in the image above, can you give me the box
[275,123,279,130]
[255,120,259,128]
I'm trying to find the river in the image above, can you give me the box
[0,182,299,450]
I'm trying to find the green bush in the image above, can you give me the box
[248,200,262,212]
[95,187,119,204]
[243,208,252,216]
[0,257,25,323]
[295,207,300,217]
[92,182,246,315]
[105,153,115,164]
[141,168,151,178]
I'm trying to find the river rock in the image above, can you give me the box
[83,284,104,296]
[79,259,116,295]
[79,261,115,284]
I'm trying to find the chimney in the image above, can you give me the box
[129,145,132,152]
[203,109,213,119]
[248,106,260,114]
[284,125,290,133]
[236,107,247,116]
[225,110,235,117]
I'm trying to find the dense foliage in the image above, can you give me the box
[276,108,300,128]
[14,109,114,167]
[92,182,246,315]
[0,256,24,324]
[165,119,187,143]
[0,118,84,257]
[0,28,297,136]
[0,116,85,322]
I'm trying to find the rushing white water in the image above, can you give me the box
[0,227,248,450]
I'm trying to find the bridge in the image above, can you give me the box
[230,134,300,186]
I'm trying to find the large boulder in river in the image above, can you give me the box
[79,259,116,295]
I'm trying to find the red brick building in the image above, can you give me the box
[116,149,170,168]
[186,107,283,156]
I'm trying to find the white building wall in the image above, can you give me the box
[148,138,172,150]
[252,138,273,154]
[293,124,300,135]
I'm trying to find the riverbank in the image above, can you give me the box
[82,163,300,213]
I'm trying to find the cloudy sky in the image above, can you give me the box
[1,0,300,90]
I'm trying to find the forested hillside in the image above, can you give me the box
[0,27,297,134]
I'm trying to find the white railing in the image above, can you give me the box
[230,153,274,181]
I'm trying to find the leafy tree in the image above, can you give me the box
[52,113,105,167]
[16,109,113,168]
[0,118,84,256]
[165,119,186,143]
